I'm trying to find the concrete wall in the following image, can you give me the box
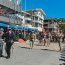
[0,16,21,25]
[0,16,10,23]
[0,0,20,12]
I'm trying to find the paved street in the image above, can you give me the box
[0,41,63,65]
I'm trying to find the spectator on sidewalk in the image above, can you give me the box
[0,28,4,57]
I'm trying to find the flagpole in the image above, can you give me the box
[9,0,11,26]
[17,0,18,25]
[23,0,26,38]
[25,0,26,11]
[14,1,15,25]
[9,0,15,25]
[20,0,22,12]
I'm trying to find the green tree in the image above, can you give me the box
[59,24,65,34]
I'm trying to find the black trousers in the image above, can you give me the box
[6,43,12,57]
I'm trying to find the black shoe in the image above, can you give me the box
[6,56,10,59]
[1,55,4,57]
[0,55,4,57]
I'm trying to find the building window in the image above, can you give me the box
[26,14,31,18]
[38,12,42,16]
[26,21,31,24]
[44,24,48,26]
[21,12,24,16]
[44,20,48,22]
[32,16,34,20]
[35,23,38,27]
[50,22,52,24]
[39,24,42,28]
[39,19,42,22]
[32,22,34,26]
[35,17,38,20]
[34,11,38,15]
[49,28,52,32]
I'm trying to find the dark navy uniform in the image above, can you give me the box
[3,30,15,59]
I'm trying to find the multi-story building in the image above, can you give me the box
[18,9,45,31]
[0,0,21,28]
[21,11,32,28]
[26,8,45,32]
[44,18,59,32]
[0,0,45,32]
[16,11,32,30]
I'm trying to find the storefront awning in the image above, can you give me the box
[23,27,28,30]
[10,25,23,29]
[28,27,38,31]
[22,27,38,31]
[0,23,8,27]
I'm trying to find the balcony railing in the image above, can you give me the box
[33,20,43,24]
[25,17,31,21]
[0,15,21,25]
[0,16,10,23]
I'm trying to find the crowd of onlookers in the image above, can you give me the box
[37,31,65,47]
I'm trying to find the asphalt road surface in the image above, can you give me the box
[0,42,61,65]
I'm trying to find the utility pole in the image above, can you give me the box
[14,1,15,25]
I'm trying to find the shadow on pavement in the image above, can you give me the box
[41,49,57,52]
[59,55,65,65]
[59,46,65,65]
[59,63,65,65]
[60,63,65,65]
[20,47,31,49]
[35,44,45,46]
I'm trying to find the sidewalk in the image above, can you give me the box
[14,40,64,51]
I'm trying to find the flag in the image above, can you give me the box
[16,0,22,12]
[16,0,21,5]
[10,0,12,1]
[16,0,18,5]
[10,0,21,6]
[10,0,17,4]
[19,0,21,6]
[19,0,22,11]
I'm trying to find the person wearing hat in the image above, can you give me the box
[3,28,15,59]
